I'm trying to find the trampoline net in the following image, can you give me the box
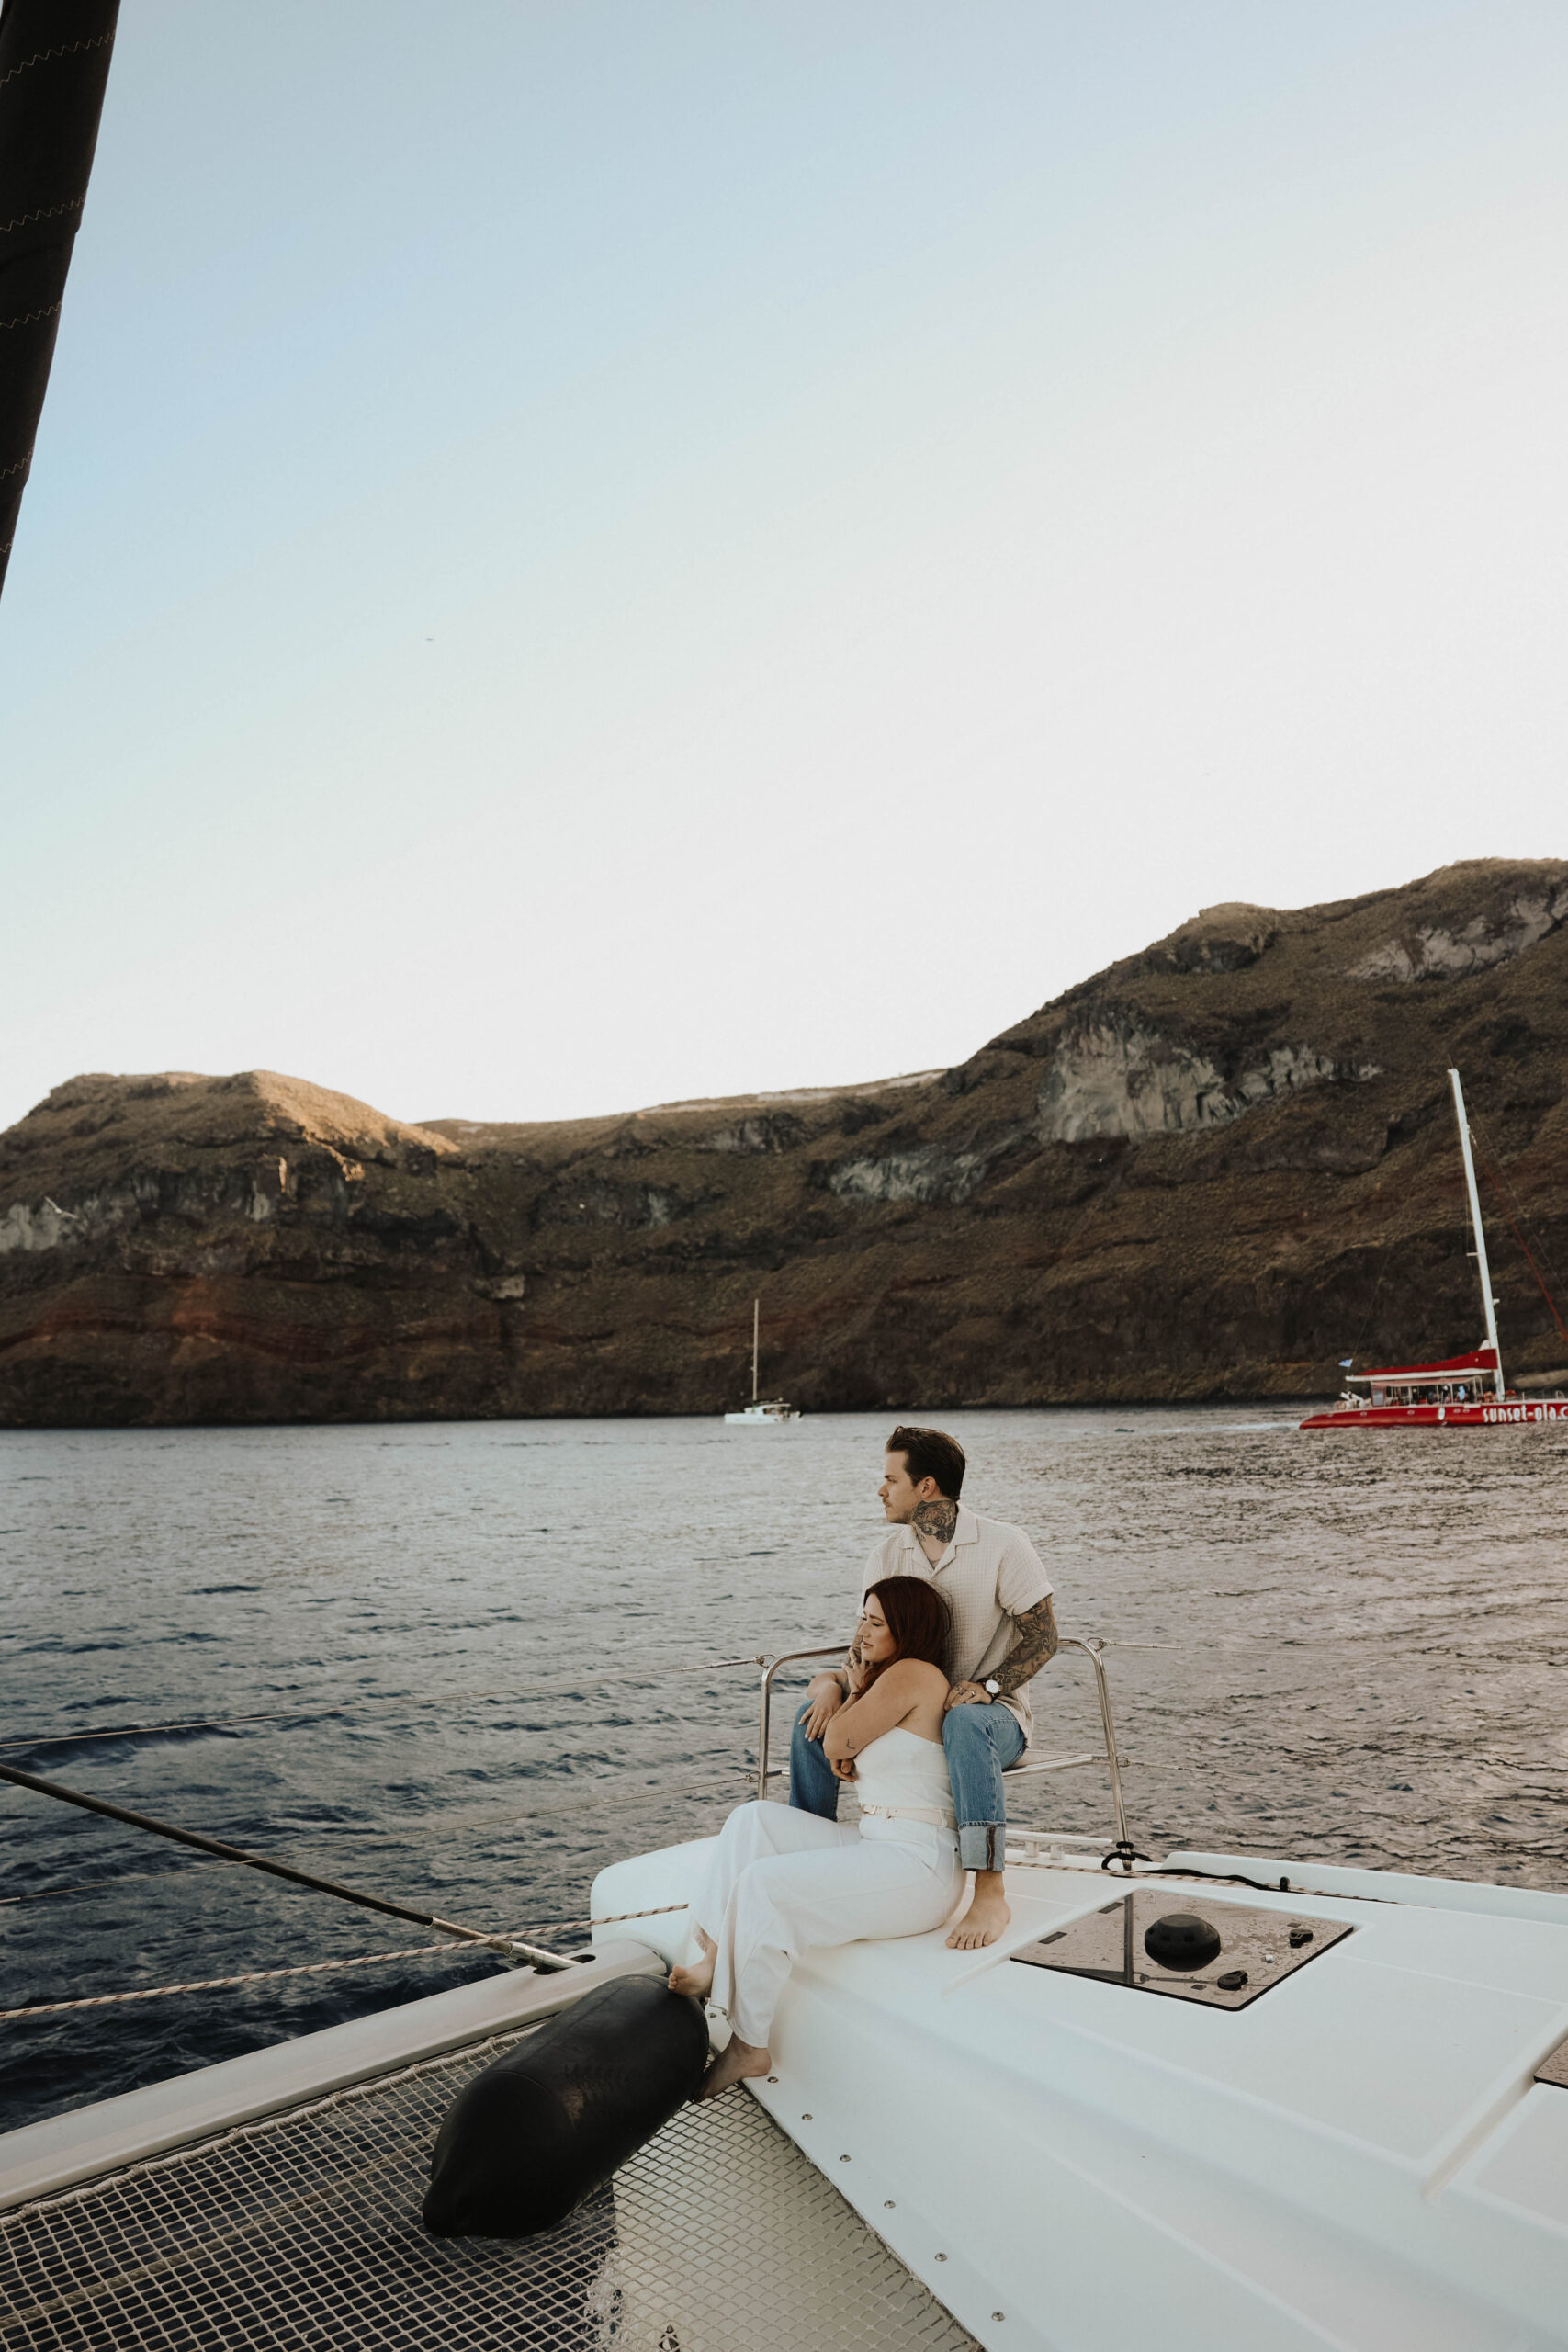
[1,2032,977,2352]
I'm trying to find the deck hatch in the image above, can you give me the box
[1010,1893,1351,2008]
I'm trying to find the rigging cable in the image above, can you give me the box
[0,1654,772,1758]
[1343,1249,1393,1371]
[1416,1035,1568,1361]
[1468,1118,1568,1352]
[0,1902,692,2023]
[1,1770,747,1909]
[1,1859,229,1907]
[1,1940,515,2021]
[0,1758,569,1972]
[1,1639,1148,1763]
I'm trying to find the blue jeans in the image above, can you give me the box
[789,1697,1025,1874]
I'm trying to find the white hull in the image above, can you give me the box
[6,1841,1565,2349]
[590,1838,1568,2351]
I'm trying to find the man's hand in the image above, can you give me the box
[943,1681,992,1711]
[829,1752,858,1781]
[801,1674,846,1741]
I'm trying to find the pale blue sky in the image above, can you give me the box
[3,2,1564,1131]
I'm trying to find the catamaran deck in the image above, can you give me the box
[7,1835,1568,2352]
[6,1607,1567,2352]
[0,1994,975,2352]
[591,1837,1568,2352]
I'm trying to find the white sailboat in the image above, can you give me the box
[724,1297,800,1423]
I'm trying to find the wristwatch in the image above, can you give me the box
[983,1678,1001,1700]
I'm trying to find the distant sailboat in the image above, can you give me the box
[724,1298,800,1424]
[1301,1068,1566,1430]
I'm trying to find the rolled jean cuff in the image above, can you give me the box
[958,1822,1006,1873]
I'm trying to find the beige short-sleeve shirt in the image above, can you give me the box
[860,1503,1054,1741]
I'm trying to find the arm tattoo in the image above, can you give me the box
[911,1498,958,1548]
[992,1596,1059,1697]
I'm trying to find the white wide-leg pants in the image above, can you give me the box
[691,1800,963,2049]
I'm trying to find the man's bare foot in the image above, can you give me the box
[695,2035,771,2101]
[946,1872,1010,1951]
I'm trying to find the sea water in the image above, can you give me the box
[3,1407,1565,2132]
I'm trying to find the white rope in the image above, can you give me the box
[0,1903,690,2021]
[1,1943,477,2018]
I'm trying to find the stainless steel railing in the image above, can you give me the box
[752,1630,1144,1871]
[755,1646,848,1804]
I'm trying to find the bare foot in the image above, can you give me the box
[668,1930,716,1999]
[696,2035,772,2101]
[946,1872,1010,1951]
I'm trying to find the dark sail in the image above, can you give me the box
[0,0,119,603]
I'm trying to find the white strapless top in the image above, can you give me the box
[852,1725,956,1829]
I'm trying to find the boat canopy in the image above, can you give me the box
[1349,1347,1497,1386]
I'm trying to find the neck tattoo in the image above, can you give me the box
[912,1498,958,1552]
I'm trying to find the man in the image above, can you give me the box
[789,1424,1058,1951]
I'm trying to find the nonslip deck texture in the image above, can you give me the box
[0,2034,976,2352]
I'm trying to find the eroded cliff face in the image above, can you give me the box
[4,859,1567,1424]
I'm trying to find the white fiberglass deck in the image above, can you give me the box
[592,1838,1568,2352]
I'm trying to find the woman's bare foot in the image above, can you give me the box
[696,2036,771,2100]
[667,1929,716,1999]
[945,1871,1011,1951]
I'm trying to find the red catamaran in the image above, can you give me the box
[1301,1069,1568,1431]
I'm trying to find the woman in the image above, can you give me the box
[669,1577,962,2099]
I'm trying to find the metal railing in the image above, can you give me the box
[755,1647,847,1804]
[752,1631,1144,1871]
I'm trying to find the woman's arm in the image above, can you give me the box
[823,1661,946,1761]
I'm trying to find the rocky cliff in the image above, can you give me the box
[4,860,1567,1424]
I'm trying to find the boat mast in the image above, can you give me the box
[1449,1069,1505,1399]
[751,1298,760,1404]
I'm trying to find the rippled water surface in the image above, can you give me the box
[4,1408,1565,2132]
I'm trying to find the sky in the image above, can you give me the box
[2,0,1565,1134]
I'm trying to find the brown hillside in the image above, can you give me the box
[3,859,1566,1424]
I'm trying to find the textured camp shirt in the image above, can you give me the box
[861,1504,1054,1742]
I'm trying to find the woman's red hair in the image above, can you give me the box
[857,1576,952,1690]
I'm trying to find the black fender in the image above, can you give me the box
[422,1974,709,2236]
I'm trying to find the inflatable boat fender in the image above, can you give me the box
[422,1975,709,2236]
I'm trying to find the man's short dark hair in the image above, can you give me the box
[886,1425,966,1499]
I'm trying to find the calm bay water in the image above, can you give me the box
[3,1407,1565,2134]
